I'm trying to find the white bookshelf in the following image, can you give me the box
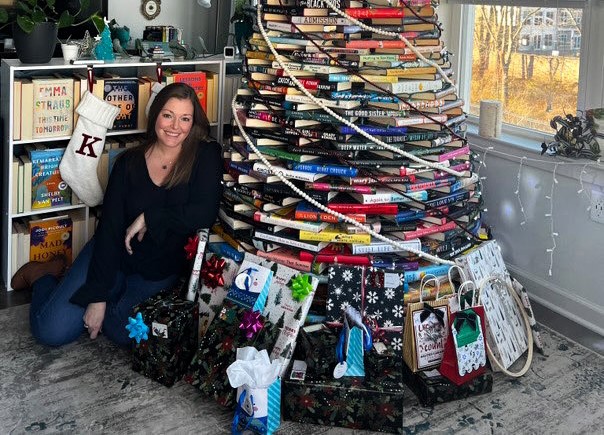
[1,55,237,290]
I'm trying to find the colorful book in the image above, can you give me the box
[173,71,208,113]
[29,147,71,209]
[29,214,73,265]
[102,78,139,130]
[32,77,74,139]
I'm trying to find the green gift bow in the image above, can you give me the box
[453,309,480,347]
[290,274,313,302]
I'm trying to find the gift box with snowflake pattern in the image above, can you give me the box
[282,366,404,433]
[363,267,406,328]
[325,265,364,322]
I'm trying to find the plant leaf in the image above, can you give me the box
[80,0,91,13]
[16,15,34,33]
[0,9,8,24]
[91,14,103,33]
[31,8,45,22]
[57,10,73,28]
[47,0,56,8]
[17,1,32,15]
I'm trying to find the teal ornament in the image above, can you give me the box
[290,274,313,302]
[126,312,149,343]
[94,25,115,61]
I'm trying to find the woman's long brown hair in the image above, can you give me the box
[143,82,211,188]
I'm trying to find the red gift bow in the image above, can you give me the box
[201,255,227,289]
[239,310,264,340]
[184,235,199,260]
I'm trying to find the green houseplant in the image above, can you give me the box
[230,0,253,55]
[0,0,104,64]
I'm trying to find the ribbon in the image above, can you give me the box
[365,269,384,288]
[201,255,226,288]
[125,312,149,344]
[184,235,199,260]
[453,310,478,333]
[289,274,313,302]
[239,310,264,340]
[419,303,445,327]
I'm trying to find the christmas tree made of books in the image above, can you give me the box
[219,0,482,294]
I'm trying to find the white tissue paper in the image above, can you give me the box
[227,347,282,389]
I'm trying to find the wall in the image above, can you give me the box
[107,0,231,54]
[471,134,604,335]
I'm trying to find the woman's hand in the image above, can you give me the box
[125,213,147,255]
[83,302,106,339]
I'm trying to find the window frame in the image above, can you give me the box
[442,0,604,149]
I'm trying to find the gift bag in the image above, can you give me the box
[334,307,372,378]
[439,285,488,386]
[227,347,282,435]
[226,255,274,312]
[129,288,199,387]
[403,275,451,372]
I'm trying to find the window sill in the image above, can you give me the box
[465,121,604,182]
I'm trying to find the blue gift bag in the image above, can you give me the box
[232,378,281,435]
[344,326,366,377]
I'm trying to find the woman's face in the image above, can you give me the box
[155,97,194,150]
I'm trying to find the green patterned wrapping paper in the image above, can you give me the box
[402,362,493,407]
[131,290,199,387]
[184,301,280,408]
[282,370,404,434]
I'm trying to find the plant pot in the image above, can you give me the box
[13,22,59,64]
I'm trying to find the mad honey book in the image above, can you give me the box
[32,77,74,139]
[29,214,73,265]
[104,78,139,130]
[29,147,71,209]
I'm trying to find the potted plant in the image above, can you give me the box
[0,0,104,64]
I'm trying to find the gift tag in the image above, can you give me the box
[333,361,348,379]
[290,360,307,381]
[373,341,388,355]
[384,272,403,289]
[151,322,168,338]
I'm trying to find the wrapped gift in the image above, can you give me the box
[365,329,403,381]
[244,253,318,376]
[294,324,339,379]
[363,267,406,327]
[185,302,280,407]
[325,265,364,322]
[226,256,274,311]
[282,368,404,433]
[402,363,493,407]
[130,289,199,387]
[197,254,240,338]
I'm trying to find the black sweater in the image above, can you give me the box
[70,141,223,307]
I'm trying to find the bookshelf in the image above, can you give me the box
[1,55,237,290]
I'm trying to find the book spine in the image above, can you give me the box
[434,145,471,162]
[305,182,374,194]
[254,211,324,232]
[253,163,323,182]
[401,221,458,240]
[292,163,358,177]
[338,125,408,135]
[328,203,398,215]
[344,7,407,18]
[425,190,471,208]
[255,249,315,272]
[299,230,371,244]
[299,250,371,266]
[408,176,457,191]
[352,190,428,204]
[254,230,323,252]
[389,113,448,127]
[347,175,416,185]
[405,264,451,282]
[295,209,340,223]
[351,239,422,254]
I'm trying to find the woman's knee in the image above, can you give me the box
[30,315,83,347]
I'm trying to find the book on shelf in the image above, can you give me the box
[19,154,33,212]
[29,214,73,265]
[29,147,71,209]
[32,77,74,139]
[299,228,372,244]
[172,70,208,113]
[350,238,422,255]
[103,78,140,130]
[12,79,22,141]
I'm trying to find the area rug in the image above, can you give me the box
[0,304,602,434]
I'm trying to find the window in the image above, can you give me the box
[559,10,570,25]
[457,4,584,134]
[572,35,581,49]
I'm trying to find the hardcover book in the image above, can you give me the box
[173,71,208,113]
[29,147,71,209]
[32,77,74,139]
[103,78,140,130]
[29,214,73,265]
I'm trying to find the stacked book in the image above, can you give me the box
[217,0,483,282]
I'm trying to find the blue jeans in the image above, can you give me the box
[30,239,179,347]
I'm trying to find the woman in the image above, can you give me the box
[11,83,223,347]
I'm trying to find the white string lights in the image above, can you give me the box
[472,143,604,276]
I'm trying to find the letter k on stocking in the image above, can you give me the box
[60,92,120,206]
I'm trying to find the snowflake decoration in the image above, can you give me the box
[326,298,334,311]
[341,301,350,312]
[328,267,335,280]
[333,286,343,296]
[384,288,395,299]
[393,305,404,318]
[383,320,394,328]
[342,269,353,282]
[372,309,383,320]
[391,337,403,351]
[366,291,378,304]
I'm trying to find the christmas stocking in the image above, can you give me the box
[59,91,120,207]
[145,82,165,117]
